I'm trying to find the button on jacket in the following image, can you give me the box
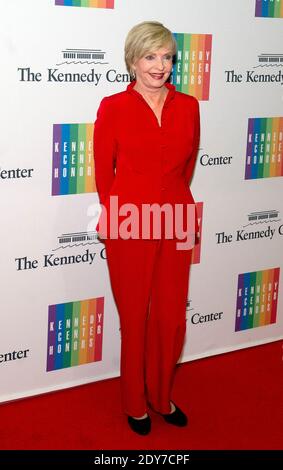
[93,80,200,239]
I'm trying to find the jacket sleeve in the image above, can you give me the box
[184,97,201,240]
[93,97,117,206]
[184,97,200,186]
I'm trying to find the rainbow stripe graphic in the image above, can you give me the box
[55,0,114,8]
[52,123,96,195]
[245,117,283,179]
[255,0,283,17]
[47,297,104,371]
[191,202,203,265]
[235,268,280,331]
[172,33,212,100]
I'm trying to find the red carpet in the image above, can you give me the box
[1,340,282,450]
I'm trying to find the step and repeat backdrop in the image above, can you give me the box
[0,0,282,403]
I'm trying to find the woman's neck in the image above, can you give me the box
[133,82,168,106]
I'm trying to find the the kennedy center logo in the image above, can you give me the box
[172,33,212,101]
[55,0,114,8]
[17,46,130,85]
[215,209,283,245]
[225,52,283,86]
[256,53,283,68]
[54,230,100,251]
[255,0,283,18]
[245,117,283,179]
[56,48,108,66]
[52,123,96,195]
[235,268,280,331]
[47,297,104,371]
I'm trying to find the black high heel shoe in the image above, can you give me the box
[162,403,188,427]
[127,415,151,435]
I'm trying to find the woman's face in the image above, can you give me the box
[133,46,173,90]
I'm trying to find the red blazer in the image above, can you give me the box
[93,80,200,240]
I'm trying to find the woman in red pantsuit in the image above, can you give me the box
[93,21,200,435]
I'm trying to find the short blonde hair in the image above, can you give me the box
[124,21,176,76]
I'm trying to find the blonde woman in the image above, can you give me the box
[94,21,200,435]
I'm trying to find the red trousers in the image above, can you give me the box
[104,237,192,417]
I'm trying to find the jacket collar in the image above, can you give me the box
[127,80,176,106]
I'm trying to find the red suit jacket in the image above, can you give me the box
[93,80,200,240]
